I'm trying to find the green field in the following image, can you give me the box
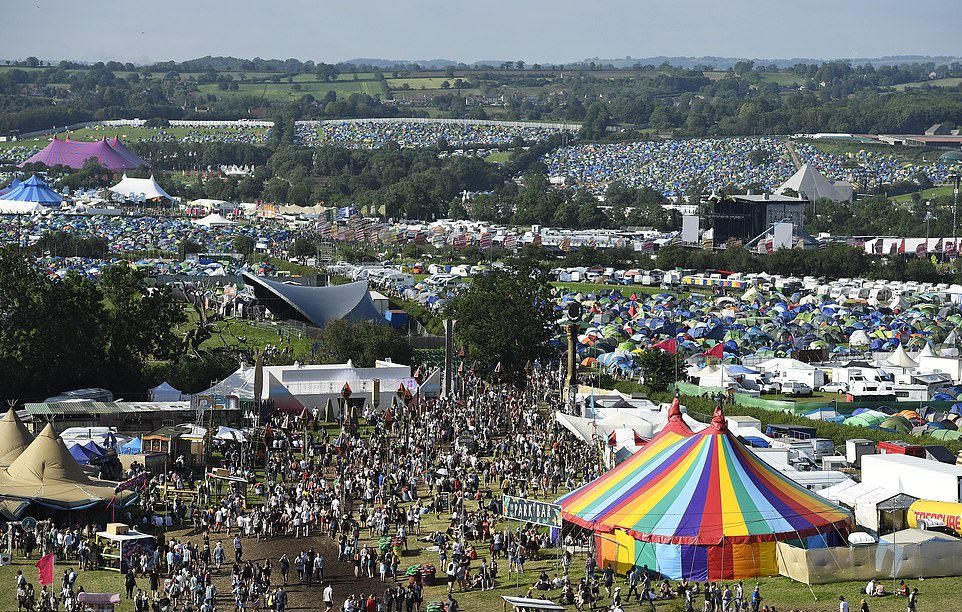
[483,150,513,163]
[197,80,386,100]
[890,185,957,203]
[386,77,453,89]
[894,77,962,91]
[757,71,805,86]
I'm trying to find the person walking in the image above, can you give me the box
[907,588,919,612]
[124,570,137,599]
[839,595,850,612]
[323,583,334,611]
[751,585,762,612]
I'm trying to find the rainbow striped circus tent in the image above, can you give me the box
[21,135,148,171]
[558,400,852,580]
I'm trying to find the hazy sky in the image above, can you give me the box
[3,0,960,64]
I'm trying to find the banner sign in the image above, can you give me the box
[503,495,562,528]
[115,472,150,494]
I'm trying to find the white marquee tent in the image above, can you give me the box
[109,174,173,201]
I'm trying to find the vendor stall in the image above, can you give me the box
[95,525,157,573]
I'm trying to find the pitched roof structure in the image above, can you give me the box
[776,163,853,203]
[242,273,384,328]
[21,136,148,171]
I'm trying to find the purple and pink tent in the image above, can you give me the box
[20,136,148,171]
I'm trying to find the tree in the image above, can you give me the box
[637,349,676,392]
[315,319,412,367]
[232,235,255,256]
[450,261,557,383]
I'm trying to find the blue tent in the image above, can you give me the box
[0,175,62,205]
[0,178,22,195]
[82,440,107,460]
[68,443,94,465]
[120,437,142,455]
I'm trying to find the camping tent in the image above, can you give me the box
[559,403,852,580]
[109,174,173,201]
[0,423,134,510]
[0,409,33,467]
[149,381,183,402]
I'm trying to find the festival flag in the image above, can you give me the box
[946,240,958,257]
[654,338,678,354]
[898,239,906,254]
[916,242,927,258]
[36,554,54,586]
[532,234,543,247]
[504,233,518,249]
[479,233,492,250]
[702,343,724,359]
[873,239,883,255]
[559,237,571,253]
[765,238,774,254]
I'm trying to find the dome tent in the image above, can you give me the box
[558,402,852,580]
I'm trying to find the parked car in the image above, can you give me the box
[781,382,813,397]
[819,382,848,393]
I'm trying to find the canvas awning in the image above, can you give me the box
[501,597,565,611]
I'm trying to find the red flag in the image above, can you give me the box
[654,338,678,354]
[36,553,54,586]
[897,239,905,254]
[702,344,724,358]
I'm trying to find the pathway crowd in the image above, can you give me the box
[4,367,929,611]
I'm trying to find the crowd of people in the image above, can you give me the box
[2,361,935,611]
[542,138,796,196]
[300,120,571,149]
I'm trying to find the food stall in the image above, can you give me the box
[95,524,157,573]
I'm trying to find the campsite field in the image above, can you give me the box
[0,125,271,155]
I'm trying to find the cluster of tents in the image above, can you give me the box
[559,287,962,377]
[828,406,962,441]
[0,410,135,515]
